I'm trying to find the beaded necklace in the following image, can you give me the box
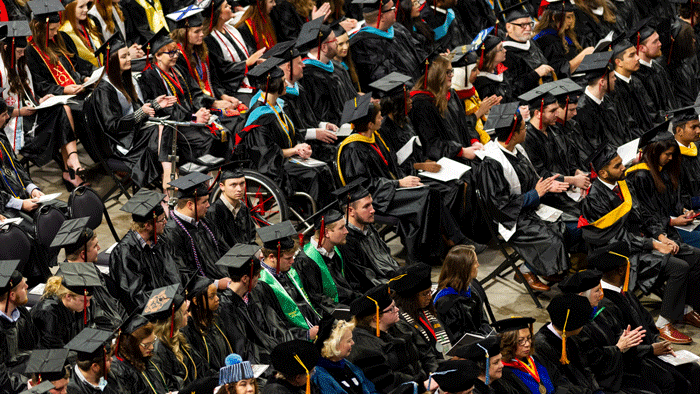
[170,211,218,277]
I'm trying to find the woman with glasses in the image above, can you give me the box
[533,4,593,76]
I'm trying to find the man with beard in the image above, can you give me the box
[673,106,700,209]
[501,2,556,97]
[630,19,678,113]
[419,0,472,52]
[0,261,37,371]
[65,328,117,394]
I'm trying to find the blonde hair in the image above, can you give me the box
[152,306,190,364]
[321,320,355,358]
[42,276,77,300]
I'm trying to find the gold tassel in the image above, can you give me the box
[560,309,570,364]
[293,354,310,394]
[367,296,380,337]
[609,251,631,293]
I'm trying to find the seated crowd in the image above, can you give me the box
[3,0,700,392]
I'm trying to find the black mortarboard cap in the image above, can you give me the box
[518,86,558,109]
[492,316,535,333]
[313,315,336,350]
[58,262,102,295]
[543,78,583,103]
[19,381,56,394]
[668,105,700,126]
[577,52,613,82]
[257,221,297,250]
[500,1,530,22]
[484,102,520,139]
[263,40,300,63]
[169,172,213,199]
[3,21,30,47]
[247,56,285,84]
[219,161,247,181]
[216,244,261,271]
[201,0,226,17]
[296,16,331,54]
[332,177,370,204]
[314,208,344,230]
[638,119,673,149]
[451,44,478,67]
[627,17,655,47]
[94,32,126,62]
[185,275,213,300]
[368,72,412,99]
[29,0,64,23]
[546,293,592,331]
[586,143,618,173]
[432,360,480,392]
[64,328,113,361]
[121,189,165,223]
[145,28,174,56]
[142,284,185,320]
[350,284,392,318]
[473,34,502,57]
[611,38,634,59]
[119,313,150,335]
[588,241,630,273]
[450,335,501,360]
[387,263,432,297]
[50,217,92,254]
[0,260,22,294]
[340,94,373,125]
[330,18,346,37]
[270,339,321,376]
[24,349,69,382]
[166,5,205,30]
[352,0,390,13]
[542,0,576,13]
[558,270,603,294]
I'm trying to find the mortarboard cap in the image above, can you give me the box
[546,293,592,331]
[451,44,478,67]
[387,263,432,297]
[432,360,480,392]
[57,262,102,295]
[166,5,205,30]
[587,241,630,273]
[64,328,113,361]
[492,316,535,333]
[94,32,126,63]
[540,0,576,13]
[270,339,320,376]
[352,0,391,13]
[518,86,558,109]
[119,313,150,335]
[169,172,213,199]
[586,143,618,173]
[484,102,521,136]
[340,94,373,125]
[142,284,185,321]
[668,105,700,126]
[2,21,30,47]
[121,189,165,223]
[638,119,673,149]
[247,56,285,85]
[50,217,92,255]
[24,349,69,382]
[558,270,603,294]
[576,52,613,82]
[500,1,530,22]
[330,18,346,37]
[29,0,64,23]
[295,16,332,54]
[219,354,255,385]
[0,260,22,294]
[19,381,56,394]
[450,335,501,360]
[350,284,392,318]
[332,177,370,205]
[257,221,297,251]
[219,161,246,181]
[185,275,214,300]
[611,38,634,59]
[216,244,261,272]
[145,28,174,57]
[263,40,301,63]
[314,208,344,230]
[627,17,655,48]
[472,31,501,58]
[368,72,412,99]
[313,315,337,350]
[543,78,583,103]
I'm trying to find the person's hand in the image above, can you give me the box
[246,48,266,67]
[652,340,676,356]
[19,106,37,116]
[222,95,241,107]
[518,105,531,121]
[398,176,423,188]
[128,43,145,59]
[581,46,595,56]
[535,64,554,77]
[535,177,553,197]
[22,198,39,212]
[653,240,675,255]
[658,235,679,254]
[571,173,591,189]
[141,103,155,117]
[63,84,85,95]
[213,99,234,110]
[218,277,232,290]
[155,95,177,109]
[547,174,569,193]
[31,189,44,198]
[461,145,483,160]
[340,18,358,32]
[616,325,646,352]
[294,143,312,159]
[311,2,332,20]
[325,123,339,132]
[195,108,211,123]
[475,95,501,118]
[0,214,6,221]
[315,128,338,144]
[670,215,695,226]
[38,94,53,104]
[308,325,319,340]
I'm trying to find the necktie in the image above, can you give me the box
[612,184,623,201]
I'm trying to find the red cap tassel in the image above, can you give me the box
[667,37,674,65]
[424,60,429,89]
[538,98,544,129]
[276,241,281,275]
[169,304,175,337]
[194,190,198,222]
[563,96,569,123]
[298,232,304,246]
[494,21,498,35]
[432,0,436,14]
[317,36,322,60]
[45,18,49,48]
[403,86,408,116]
[209,2,215,33]
[377,3,382,28]
[478,44,485,70]
[146,44,151,68]
[83,289,88,325]
[636,32,640,55]
[504,114,517,144]
[319,217,325,246]
[38,374,41,384]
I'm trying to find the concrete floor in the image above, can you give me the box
[29,150,700,354]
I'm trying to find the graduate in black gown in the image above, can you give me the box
[263,340,323,394]
[449,337,502,394]
[205,164,258,248]
[571,0,618,48]
[161,172,231,282]
[671,106,700,208]
[110,188,181,313]
[119,0,168,45]
[549,86,594,171]
[349,0,426,90]
[65,328,119,394]
[630,20,678,113]
[419,0,472,52]
[0,261,37,370]
[294,209,361,314]
[660,20,700,107]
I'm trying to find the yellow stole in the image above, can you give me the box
[463,93,490,145]
[680,142,698,157]
[135,0,167,33]
[624,163,661,175]
[60,23,102,67]
[586,180,632,229]
[337,130,392,185]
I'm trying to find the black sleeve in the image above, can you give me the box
[409,98,463,160]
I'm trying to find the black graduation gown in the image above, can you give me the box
[473,379,495,394]
[551,119,596,172]
[337,224,398,292]
[160,213,229,282]
[67,371,118,394]
[86,80,162,187]
[608,74,656,138]
[294,246,361,314]
[665,56,700,107]
[635,60,678,113]
[119,0,161,45]
[473,73,514,102]
[349,24,427,91]
[108,357,170,394]
[409,92,463,160]
[476,150,568,276]
[502,37,553,97]
[182,316,232,371]
[680,147,700,207]
[572,9,615,48]
[532,30,574,78]
[3,0,30,21]
[625,168,685,242]
[90,271,126,332]
[205,198,257,247]
[270,0,305,42]
[262,377,322,394]
[611,0,640,33]
[299,59,357,126]
[26,32,93,98]
[445,89,481,146]
[152,340,210,391]
[108,230,181,313]
[379,116,423,176]
[203,29,252,96]
[573,93,631,148]
[30,296,89,349]
[532,325,600,394]
[0,305,37,368]
[453,0,496,39]
[433,283,491,343]
[419,5,472,52]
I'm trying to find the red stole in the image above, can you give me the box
[29,39,77,87]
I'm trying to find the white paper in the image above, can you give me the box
[97,265,110,275]
[418,157,471,182]
[32,95,75,110]
[30,283,45,295]
[289,157,326,167]
[498,222,517,242]
[105,242,118,254]
[658,350,700,366]
[594,30,615,52]
[473,149,487,160]
[347,20,365,36]
[36,192,61,203]
[670,216,700,232]
[566,187,583,202]
[0,217,22,226]
[617,138,639,166]
[396,136,420,165]
[536,204,563,222]
[336,124,353,137]
[251,364,270,379]
[82,67,104,87]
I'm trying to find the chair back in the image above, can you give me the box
[34,205,66,268]
[0,224,32,273]
[68,186,104,230]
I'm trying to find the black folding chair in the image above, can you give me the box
[68,186,120,242]
[475,189,543,309]
[33,205,66,268]
[0,224,32,274]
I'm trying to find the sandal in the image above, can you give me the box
[66,152,86,180]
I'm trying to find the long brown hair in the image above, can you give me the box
[93,0,125,35]
[152,307,190,364]
[499,326,534,361]
[234,0,277,49]
[572,0,615,24]
[640,139,681,193]
[437,245,478,293]
[392,289,436,322]
[117,323,154,372]
[203,0,225,34]
[533,10,582,54]
[289,0,315,18]
[29,19,74,64]
[170,28,209,80]
[412,55,450,114]
[106,46,139,103]
[1,40,31,96]
[61,1,104,49]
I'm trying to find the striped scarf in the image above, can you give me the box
[401,309,451,353]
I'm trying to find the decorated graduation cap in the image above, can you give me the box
[387,263,432,297]
[50,217,93,257]
[270,339,320,393]
[64,327,113,377]
[142,284,185,337]
[340,94,373,126]
[500,1,530,23]
[58,262,103,324]
[576,52,614,82]
[451,336,500,384]
[470,27,500,69]
[216,243,261,292]
[485,102,521,143]
[668,105,700,127]
[219,353,255,386]
[169,171,213,222]
[638,119,673,149]
[492,316,535,333]
[19,381,56,394]
[431,359,480,392]
[350,284,392,336]
[451,44,477,67]
[121,188,165,243]
[25,348,69,383]
[585,143,618,175]
[546,293,592,364]
[144,28,174,66]
[0,260,22,314]
[257,221,297,274]
[558,270,603,294]
[3,21,30,67]
[94,33,126,70]
[166,5,205,30]
[352,0,392,28]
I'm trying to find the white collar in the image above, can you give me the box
[74,365,101,389]
[547,323,562,339]
[309,236,335,259]
[503,38,531,50]
[497,139,518,157]
[678,139,690,148]
[220,195,241,216]
[601,280,622,293]
[614,71,631,83]
[584,86,603,105]
[430,5,447,13]
[478,72,504,82]
[598,178,618,190]
[173,209,196,225]
[639,58,653,68]
[592,6,604,15]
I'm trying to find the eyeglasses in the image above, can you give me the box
[157,216,167,224]
[510,21,535,29]
[140,339,157,348]
[381,6,396,13]
[418,289,432,298]
[517,335,532,345]
[158,50,180,58]
[382,304,398,313]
